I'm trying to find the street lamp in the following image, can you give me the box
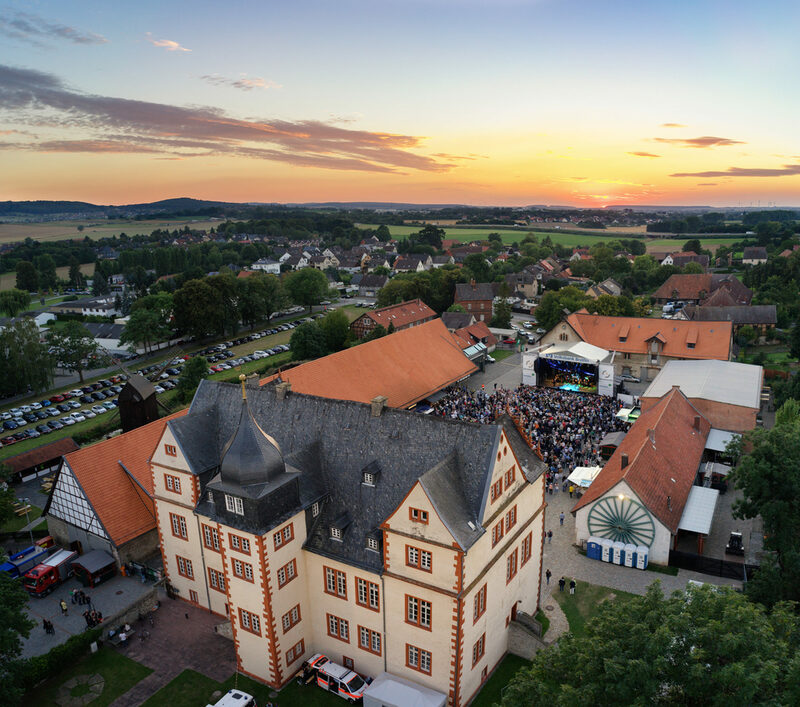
[22,497,34,545]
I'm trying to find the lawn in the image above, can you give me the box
[491,349,516,362]
[553,580,637,638]
[24,647,152,706]
[1,504,42,533]
[470,654,532,707]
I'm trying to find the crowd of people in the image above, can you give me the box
[432,384,624,482]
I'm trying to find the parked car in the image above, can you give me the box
[30,402,42,410]
[92,391,107,401]
[69,390,83,398]
[162,380,176,390]
[91,405,108,415]
[1,436,17,446]
[67,400,81,410]
[48,420,64,430]
[102,400,116,410]
[154,385,165,394]
[46,408,60,417]
[57,403,71,412]
[36,424,52,435]
[35,411,49,420]
[80,394,94,404]
[2,420,18,430]
[39,399,52,407]
[70,412,86,423]
[23,413,37,423]
[49,394,65,403]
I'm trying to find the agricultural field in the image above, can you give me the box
[0,217,222,244]
[0,262,94,291]
[356,223,737,253]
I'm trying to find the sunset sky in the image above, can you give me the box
[1,0,799,207]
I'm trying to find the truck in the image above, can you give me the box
[0,543,56,579]
[23,549,79,596]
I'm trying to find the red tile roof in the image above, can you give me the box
[454,321,497,349]
[61,411,187,546]
[354,298,436,330]
[3,437,79,473]
[565,311,732,361]
[572,388,710,532]
[262,319,476,408]
[653,274,713,301]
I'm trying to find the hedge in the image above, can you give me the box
[15,627,103,691]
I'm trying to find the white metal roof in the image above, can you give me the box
[541,341,612,363]
[643,360,763,409]
[705,428,739,453]
[567,466,602,488]
[678,485,719,535]
[363,672,447,707]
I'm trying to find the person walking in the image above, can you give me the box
[569,578,576,595]
[547,529,553,544]
[558,577,566,592]
[59,599,68,616]
[559,511,565,526]
[545,568,552,585]
[568,484,575,498]
[70,588,76,604]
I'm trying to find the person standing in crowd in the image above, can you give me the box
[547,529,553,543]
[59,599,68,616]
[559,511,565,526]
[558,577,566,592]
[545,568,552,585]
[569,578,576,595]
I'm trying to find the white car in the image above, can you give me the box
[69,389,83,398]
[70,412,86,422]
[154,385,165,394]
[91,405,108,415]
[253,350,268,359]
[84,410,96,418]
[20,405,32,413]
[486,355,496,363]
[30,402,42,410]
[61,416,76,426]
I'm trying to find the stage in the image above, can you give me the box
[522,341,614,397]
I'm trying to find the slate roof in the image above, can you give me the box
[572,389,710,533]
[743,246,768,260]
[261,319,477,409]
[564,311,732,361]
[83,322,125,339]
[357,274,388,289]
[455,282,498,302]
[441,312,475,330]
[691,304,777,326]
[169,380,544,571]
[53,411,186,546]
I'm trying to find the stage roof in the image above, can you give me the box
[541,341,612,363]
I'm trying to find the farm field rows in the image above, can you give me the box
[0,218,222,244]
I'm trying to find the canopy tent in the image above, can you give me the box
[541,341,612,364]
[616,407,641,423]
[705,428,739,453]
[567,466,603,488]
[678,486,719,535]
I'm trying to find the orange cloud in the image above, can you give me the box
[627,151,660,158]
[146,33,190,52]
[671,164,800,178]
[653,135,744,148]
[660,123,686,128]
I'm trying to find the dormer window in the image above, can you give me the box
[362,472,376,486]
[311,501,321,517]
[225,494,244,515]
[366,536,380,552]
[361,462,380,487]
[330,527,342,541]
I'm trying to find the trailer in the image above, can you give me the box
[0,543,55,579]
[71,549,117,588]
[23,549,79,596]
[362,672,447,707]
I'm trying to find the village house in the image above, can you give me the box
[454,281,498,323]
[250,258,281,275]
[741,246,768,266]
[653,274,752,306]
[349,299,437,339]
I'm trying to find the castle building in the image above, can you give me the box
[151,377,545,705]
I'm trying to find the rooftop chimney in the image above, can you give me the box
[667,495,672,511]
[620,453,629,469]
[470,278,476,290]
[693,415,701,431]
[647,428,655,446]
[371,395,389,417]
[275,381,291,401]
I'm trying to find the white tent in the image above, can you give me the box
[363,673,447,707]
[567,466,602,488]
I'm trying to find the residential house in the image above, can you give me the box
[350,299,437,339]
[742,247,768,266]
[356,274,389,298]
[454,281,498,323]
[678,304,777,341]
[586,278,623,299]
[505,272,538,300]
[441,312,476,331]
[251,258,281,275]
[453,321,497,352]
[393,254,432,273]
[661,252,709,270]
[431,255,455,268]
[653,274,752,306]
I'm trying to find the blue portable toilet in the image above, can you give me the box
[623,543,637,567]
[599,538,613,562]
[612,541,625,565]
[586,536,602,561]
[635,545,649,570]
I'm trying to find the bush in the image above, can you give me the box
[71,418,120,445]
[16,627,102,690]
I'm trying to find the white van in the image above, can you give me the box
[206,689,256,707]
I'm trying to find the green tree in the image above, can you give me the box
[318,309,351,352]
[34,254,58,290]
[447,304,467,313]
[501,582,800,707]
[289,321,329,361]
[0,289,30,318]
[284,268,331,313]
[683,261,704,274]
[683,238,703,254]
[463,253,491,282]
[633,254,659,272]
[535,286,590,331]
[375,224,391,242]
[730,412,800,606]
[173,279,223,339]
[15,261,38,292]
[176,356,209,402]
[46,321,108,383]
[491,283,512,328]
[362,323,387,342]
[414,224,445,249]
[208,273,241,336]
[92,262,110,295]
[68,256,84,288]
[737,324,757,350]
[119,306,171,354]
[0,319,54,397]
[789,322,800,359]
[0,572,36,705]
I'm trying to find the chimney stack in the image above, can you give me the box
[667,495,672,511]
[275,381,291,401]
[470,278,476,290]
[693,415,701,431]
[620,453,629,469]
[647,428,655,446]
[371,395,389,417]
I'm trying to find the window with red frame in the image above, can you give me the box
[281,604,301,633]
[490,478,503,503]
[169,513,188,539]
[273,523,294,550]
[208,567,225,593]
[406,545,432,572]
[504,465,515,487]
[409,507,429,523]
[472,634,485,667]
[232,557,254,582]
[521,532,533,565]
[506,548,518,583]
[324,566,347,599]
[491,519,505,547]
[164,444,177,456]
[505,505,517,532]
[356,577,380,611]
[473,584,487,623]
[202,524,220,551]
[358,626,382,656]
[406,595,431,630]
[406,644,432,675]
[327,614,350,642]
[238,608,261,635]
[164,474,181,493]
[286,639,305,665]
[277,559,297,588]
[176,555,193,579]
[228,533,251,554]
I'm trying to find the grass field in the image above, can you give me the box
[356,223,738,253]
[25,647,152,706]
[0,218,222,244]
[1,504,42,533]
[554,580,637,638]
[0,262,94,291]
[471,654,532,707]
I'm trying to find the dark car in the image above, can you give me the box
[13,431,29,441]
[92,391,107,401]
[165,368,180,376]
[99,379,112,387]
[48,420,64,430]
[2,420,18,430]
[1,436,16,446]
[110,385,123,394]
[23,413,37,423]
[35,411,49,420]
[91,382,103,391]
[80,394,94,404]
[81,386,93,394]
[57,403,71,413]
[36,424,52,435]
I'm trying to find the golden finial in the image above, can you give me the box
[239,373,247,400]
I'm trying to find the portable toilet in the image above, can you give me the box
[635,545,649,570]
[612,541,625,565]
[586,537,602,561]
[623,543,637,567]
[599,538,613,562]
